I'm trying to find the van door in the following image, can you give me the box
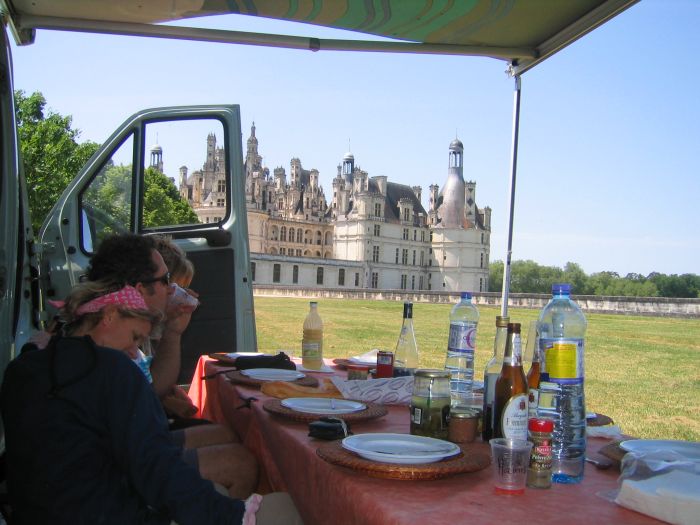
[38,106,256,383]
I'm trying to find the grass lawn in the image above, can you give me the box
[254,296,700,441]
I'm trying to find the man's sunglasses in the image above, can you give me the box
[141,272,171,287]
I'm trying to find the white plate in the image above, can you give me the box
[240,368,304,381]
[225,352,265,358]
[342,433,460,464]
[281,398,366,414]
[620,440,700,461]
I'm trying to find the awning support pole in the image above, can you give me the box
[500,70,522,317]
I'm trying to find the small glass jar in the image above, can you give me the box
[527,417,554,489]
[410,369,451,439]
[448,407,479,443]
[347,364,369,380]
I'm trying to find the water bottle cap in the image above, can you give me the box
[460,292,472,300]
[528,418,554,433]
[552,283,571,295]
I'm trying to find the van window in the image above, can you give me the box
[80,118,226,252]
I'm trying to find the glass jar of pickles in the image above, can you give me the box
[410,369,451,439]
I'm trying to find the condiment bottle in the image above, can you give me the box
[301,301,323,370]
[410,369,451,439]
[482,315,509,441]
[448,408,479,444]
[527,418,554,489]
[493,323,528,440]
[394,302,418,377]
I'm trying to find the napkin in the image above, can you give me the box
[587,425,623,439]
[615,469,700,525]
[330,376,414,405]
[348,348,379,365]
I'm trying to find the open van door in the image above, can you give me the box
[36,106,256,383]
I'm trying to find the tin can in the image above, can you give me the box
[347,364,369,380]
[375,350,394,378]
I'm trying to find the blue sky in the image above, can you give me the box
[9,0,699,277]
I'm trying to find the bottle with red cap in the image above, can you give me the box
[527,417,554,489]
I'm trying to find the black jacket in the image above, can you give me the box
[0,336,244,524]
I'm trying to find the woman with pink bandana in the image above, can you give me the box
[0,280,300,525]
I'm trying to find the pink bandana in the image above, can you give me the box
[49,285,148,316]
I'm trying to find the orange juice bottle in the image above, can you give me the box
[301,301,323,370]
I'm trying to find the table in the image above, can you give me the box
[189,357,662,525]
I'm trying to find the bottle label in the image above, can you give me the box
[540,338,584,384]
[501,394,528,440]
[302,341,321,359]
[528,388,539,418]
[447,321,477,354]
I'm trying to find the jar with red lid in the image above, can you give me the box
[527,417,554,489]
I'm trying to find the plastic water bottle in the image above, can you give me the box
[444,292,479,406]
[536,283,587,483]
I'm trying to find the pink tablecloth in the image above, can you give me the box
[189,357,662,525]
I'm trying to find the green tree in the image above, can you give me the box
[143,166,199,227]
[15,90,100,233]
[489,260,504,292]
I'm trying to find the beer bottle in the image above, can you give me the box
[493,323,528,440]
[527,340,541,419]
[481,315,509,441]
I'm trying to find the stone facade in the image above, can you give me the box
[174,124,491,292]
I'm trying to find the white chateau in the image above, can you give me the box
[176,124,491,292]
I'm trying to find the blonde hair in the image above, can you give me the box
[59,280,162,336]
[151,234,195,287]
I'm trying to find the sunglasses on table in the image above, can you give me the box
[141,272,171,287]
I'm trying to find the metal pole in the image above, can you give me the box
[500,71,522,317]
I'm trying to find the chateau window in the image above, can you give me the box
[374,203,381,217]
[273,264,281,283]
[281,226,287,241]
[403,208,410,222]
[480,277,484,292]
[296,249,301,257]
[278,199,283,209]
[430,231,433,242]
[481,233,484,244]
[395,248,399,264]
[402,249,408,265]
[411,275,415,290]
[289,228,295,242]
[480,253,484,268]
[251,262,256,282]
[373,225,380,236]
[280,248,285,255]
[371,272,379,289]
[413,230,417,241]
[338,268,345,286]
[297,230,303,243]
[412,250,416,266]
[420,251,424,266]
[372,246,380,263]
[316,267,324,285]
[400,275,407,290]
[403,228,409,240]
[293,265,299,284]
[217,180,225,192]
[206,217,210,223]
[217,198,224,207]
[421,231,425,242]
[419,276,424,290]
[355,273,360,287]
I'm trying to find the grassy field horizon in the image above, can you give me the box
[254,296,700,441]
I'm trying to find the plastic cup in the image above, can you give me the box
[489,438,533,495]
[168,284,199,308]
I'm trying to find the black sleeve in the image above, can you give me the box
[104,353,245,525]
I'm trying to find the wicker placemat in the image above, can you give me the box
[262,398,387,423]
[316,441,491,480]
[226,370,319,389]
